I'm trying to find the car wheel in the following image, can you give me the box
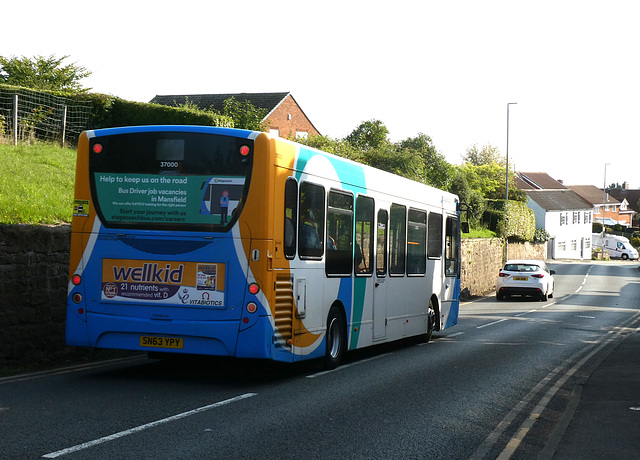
[324,307,346,370]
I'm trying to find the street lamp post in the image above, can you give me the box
[601,163,610,257]
[505,102,517,261]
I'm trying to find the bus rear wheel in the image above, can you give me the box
[419,298,437,343]
[324,307,346,370]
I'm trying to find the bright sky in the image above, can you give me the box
[6,1,639,188]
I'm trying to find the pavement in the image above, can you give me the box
[550,326,640,459]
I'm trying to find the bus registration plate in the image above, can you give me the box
[140,336,184,349]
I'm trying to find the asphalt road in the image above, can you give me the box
[1,261,638,459]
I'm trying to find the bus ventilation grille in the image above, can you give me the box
[274,273,294,348]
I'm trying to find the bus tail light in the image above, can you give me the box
[72,293,83,304]
[248,283,260,295]
[246,302,258,314]
[72,274,82,285]
[92,143,103,154]
[239,145,250,156]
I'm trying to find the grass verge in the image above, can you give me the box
[0,142,76,224]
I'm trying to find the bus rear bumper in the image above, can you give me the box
[68,312,242,357]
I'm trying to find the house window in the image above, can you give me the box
[295,131,308,140]
[585,238,591,249]
[270,128,280,137]
[584,211,591,224]
[571,240,577,250]
[558,241,567,251]
[560,213,566,226]
[573,212,578,224]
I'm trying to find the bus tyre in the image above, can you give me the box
[419,298,437,343]
[324,308,346,370]
[425,298,437,343]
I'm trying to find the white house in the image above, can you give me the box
[526,189,593,260]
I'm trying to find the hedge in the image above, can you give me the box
[484,199,536,242]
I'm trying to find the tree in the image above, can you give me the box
[0,54,91,92]
[462,143,505,167]
[222,97,269,131]
[398,133,453,189]
[298,134,364,163]
[449,172,485,225]
[363,143,424,182]
[346,119,389,151]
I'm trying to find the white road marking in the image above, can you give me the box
[447,332,465,337]
[477,318,508,329]
[41,393,257,458]
[307,353,393,378]
[514,310,537,317]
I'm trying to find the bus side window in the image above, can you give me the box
[376,209,388,277]
[355,195,374,276]
[445,217,459,276]
[389,204,406,275]
[427,212,443,259]
[298,182,325,259]
[326,190,354,276]
[407,209,426,275]
[284,178,297,259]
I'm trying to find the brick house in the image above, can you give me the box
[568,184,633,227]
[608,183,640,227]
[150,92,320,139]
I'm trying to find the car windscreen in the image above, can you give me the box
[504,264,540,272]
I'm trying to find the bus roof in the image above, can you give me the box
[85,125,259,140]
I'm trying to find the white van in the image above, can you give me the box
[592,233,639,260]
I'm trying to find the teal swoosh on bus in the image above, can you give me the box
[294,147,367,196]
[295,146,369,349]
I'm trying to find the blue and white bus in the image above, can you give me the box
[67,126,461,368]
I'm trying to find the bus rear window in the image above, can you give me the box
[89,131,253,231]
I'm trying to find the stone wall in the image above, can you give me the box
[0,225,546,368]
[0,224,71,367]
[460,238,547,299]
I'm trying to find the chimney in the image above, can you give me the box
[623,181,629,190]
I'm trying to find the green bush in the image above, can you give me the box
[485,199,535,242]
[70,93,233,129]
[533,228,550,243]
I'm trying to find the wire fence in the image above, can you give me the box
[0,86,92,147]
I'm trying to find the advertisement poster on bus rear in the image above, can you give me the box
[93,173,245,225]
[101,259,226,307]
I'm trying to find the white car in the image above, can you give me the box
[496,259,555,301]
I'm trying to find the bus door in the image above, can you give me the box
[373,208,388,340]
[441,215,460,325]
